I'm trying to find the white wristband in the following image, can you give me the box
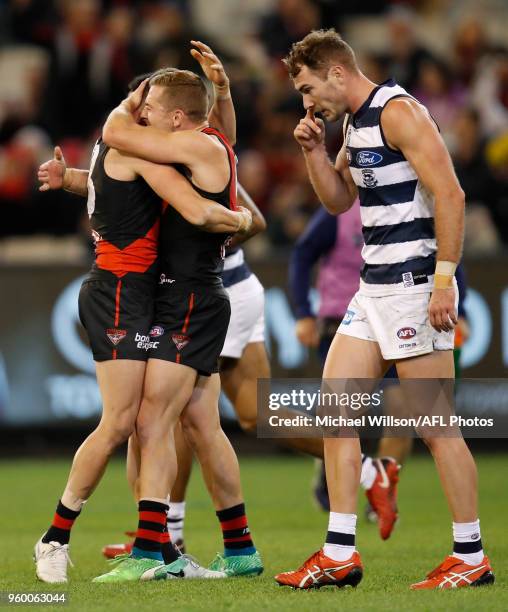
[435,261,457,276]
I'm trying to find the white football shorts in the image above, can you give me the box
[337,284,457,361]
[221,273,265,359]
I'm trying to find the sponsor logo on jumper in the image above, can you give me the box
[135,332,159,350]
[159,274,175,285]
[106,328,127,346]
[397,327,416,339]
[172,334,190,351]
[149,326,164,338]
[342,310,355,326]
[361,168,378,187]
[357,151,383,166]
[413,272,429,286]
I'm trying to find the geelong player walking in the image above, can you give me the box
[276,29,494,591]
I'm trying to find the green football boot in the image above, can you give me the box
[208,551,264,577]
[93,554,165,583]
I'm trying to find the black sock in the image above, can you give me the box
[42,500,81,545]
[161,525,180,564]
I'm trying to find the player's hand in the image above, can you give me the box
[124,78,149,114]
[237,205,252,233]
[295,317,319,347]
[429,287,457,333]
[37,146,66,191]
[191,40,229,89]
[294,108,325,152]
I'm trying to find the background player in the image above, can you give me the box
[275,29,494,591]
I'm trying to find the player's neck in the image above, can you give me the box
[192,121,208,132]
[347,73,378,115]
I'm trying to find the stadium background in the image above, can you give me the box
[0,1,507,610]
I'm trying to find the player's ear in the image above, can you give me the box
[172,109,185,129]
[328,65,344,83]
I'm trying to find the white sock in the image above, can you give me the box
[453,519,484,566]
[167,502,186,543]
[323,512,356,561]
[360,456,377,490]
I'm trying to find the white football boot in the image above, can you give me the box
[34,536,73,583]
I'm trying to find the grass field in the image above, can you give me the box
[0,453,506,611]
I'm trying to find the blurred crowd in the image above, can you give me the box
[1,0,508,256]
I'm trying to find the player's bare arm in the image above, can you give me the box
[294,108,357,214]
[105,149,249,233]
[381,98,465,333]
[227,183,266,248]
[38,146,89,197]
[103,105,210,166]
[102,82,223,172]
[191,40,236,145]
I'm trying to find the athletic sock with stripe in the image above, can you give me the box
[132,499,168,561]
[453,520,484,566]
[42,500,81,545]
[216,503,256,557]
[323,512,357,562]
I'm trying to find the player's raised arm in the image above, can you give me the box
[191,40,236,145]
[295,108,357,215]
[130,155,251,233]
[381,98,465,332]
[37,146,89,197]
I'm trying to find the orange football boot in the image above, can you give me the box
[411,555,495,590]
[366,457,400,540]
[102,532,135,559]
[275,549,363,589]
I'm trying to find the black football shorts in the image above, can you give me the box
[78,277,155,362]
[148,285,231,375]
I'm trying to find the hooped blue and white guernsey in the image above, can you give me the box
[221,247,252,287]
[344,78,436,296]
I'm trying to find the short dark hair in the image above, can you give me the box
[149,68,208,122]
[283,29,358,78]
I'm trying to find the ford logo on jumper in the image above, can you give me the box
[357,151,383,166]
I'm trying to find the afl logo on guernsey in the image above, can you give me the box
[356,151,383,166]
[149,326,164,338]
[397,327,416,339]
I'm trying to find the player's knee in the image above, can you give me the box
[420,436,441,454]
[180,415,215,450]
[99,414,136,448]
